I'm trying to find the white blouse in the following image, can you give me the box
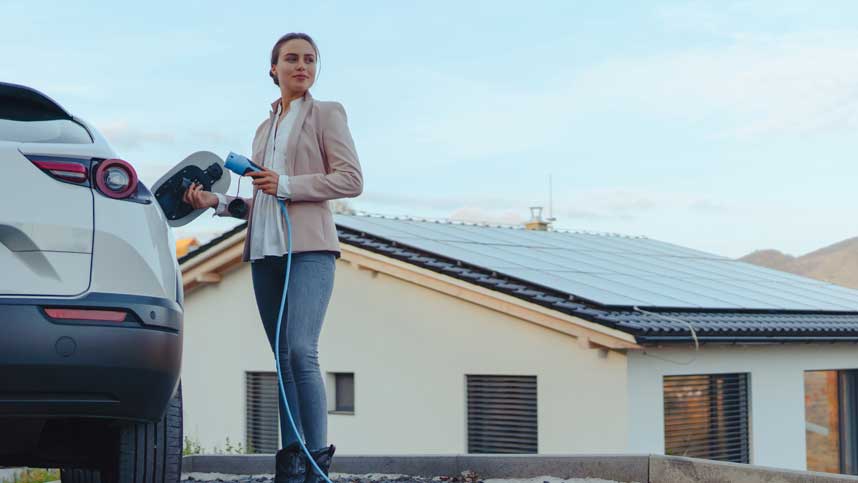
[214,97,302,260]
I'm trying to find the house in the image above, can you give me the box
[178,213,858,475]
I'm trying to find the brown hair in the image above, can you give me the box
[269,33,320,86]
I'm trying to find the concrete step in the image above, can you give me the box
[182,454,858,483]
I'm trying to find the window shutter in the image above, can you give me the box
[246,371,279,454]
[335,373,355,412]
[467,375,537,454]
[663,373,750,463]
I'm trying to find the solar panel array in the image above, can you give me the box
[335,214,858,311]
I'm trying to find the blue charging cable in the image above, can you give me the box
[275,200,334,483]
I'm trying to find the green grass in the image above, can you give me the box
[184,435,255,455]
[0,468,60,483]
[0,435,251,482]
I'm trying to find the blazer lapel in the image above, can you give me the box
[245,99,280,257]
[285,90,313,174]
[259,99,279,166]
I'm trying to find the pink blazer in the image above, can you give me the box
[219,91,363,261]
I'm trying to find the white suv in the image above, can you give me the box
[0,82,184,482]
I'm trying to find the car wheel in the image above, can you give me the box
[61,381,183,483]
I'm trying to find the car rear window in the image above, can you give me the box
[0,84,93,144]
[0,118,92,144]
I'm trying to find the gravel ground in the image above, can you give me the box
[180,471,622,483]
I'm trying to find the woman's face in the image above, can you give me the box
[271,39,317,94]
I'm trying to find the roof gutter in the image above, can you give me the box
[638,335,858,345]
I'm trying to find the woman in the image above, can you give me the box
[183,32,362,483]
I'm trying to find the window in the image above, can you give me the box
[0,86,91,144]
[663,373,750,463]
[246,371,279,454]
[805,369,858,475]
[466,375,537,454]
[329,372,354,413]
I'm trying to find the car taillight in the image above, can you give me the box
[31,159,89,183]
[45,308,127,322]
[94,158,138,199]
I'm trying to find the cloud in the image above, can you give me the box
[449,207,524,225]
[655,1,818,38]
[690,199,730,214]
[357,191,513,212]
[189,128,234,145]
[573,30,858,138]
[357,188,732,224]
[99,120,175,149]
[378,26,858,168]
[556,189,735,220]
[349,66,583,164]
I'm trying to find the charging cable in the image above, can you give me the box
[275,199,334,483]
[633,306,700,365]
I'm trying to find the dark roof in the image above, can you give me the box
[334,214,858,311]
[179,215,858,344]
[177,221,248,265]
[599,310,858,343]
[334,214,858,344]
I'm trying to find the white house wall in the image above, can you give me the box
[180,260,275,454]
[627,344,858,471]
[181,257,630,454]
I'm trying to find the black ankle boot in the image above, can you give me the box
[304,444,336,483]
[275,441,307,483]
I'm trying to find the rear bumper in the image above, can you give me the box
[0,292,182,423]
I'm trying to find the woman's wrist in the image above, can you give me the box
[276,174,291,200]
[209,192,222,209]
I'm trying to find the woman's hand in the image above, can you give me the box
[248,167,280,196]
[182,182,218,210]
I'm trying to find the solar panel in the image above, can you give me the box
[335,215,858,311]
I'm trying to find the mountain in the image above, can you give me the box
[740,237,858,289]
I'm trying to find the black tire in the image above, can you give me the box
[61,381,183,483]
[59,469,101,483]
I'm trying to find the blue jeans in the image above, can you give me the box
[251,251,336,451]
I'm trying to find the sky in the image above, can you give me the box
[4,0,858,258]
